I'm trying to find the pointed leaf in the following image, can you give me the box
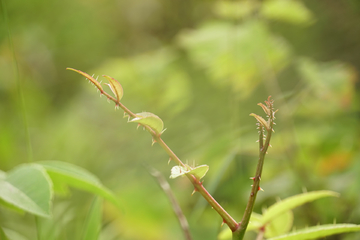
[250,113,270,131]
[67,68,103,91]
[262,191,339,224]
[169,166,189,179]
[268,224,360,240]
[258,103,271,116]
[265,210,293,238]
[82,197,103,240]
[102,75,123,102]
[37,161,121,210]
[129,112,164,134]
[0,164,53,218]
[188,165,209,181]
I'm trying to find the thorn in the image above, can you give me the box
[272,128,275,132]
[256,140,259,143]
[191,189,198,196]
[160,128,167,135]
[258,186,264,192]
[107,98,110,103]
[250,177,255,180]
[269,144,272,148]
[168,158,172,165]
[151,138,156,146]
[221,220,225,227]
[143,127,145,131]
[136,124,141,130]
[273,122,276,125]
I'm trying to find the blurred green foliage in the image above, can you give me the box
[1,0,360,239]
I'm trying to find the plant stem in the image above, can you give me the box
[232,99,275,240]
[94,83,239,231]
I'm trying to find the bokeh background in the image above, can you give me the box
[1,0,360,239]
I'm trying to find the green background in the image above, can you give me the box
[1,0,359,239]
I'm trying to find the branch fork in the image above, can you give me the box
[67,68,276,239]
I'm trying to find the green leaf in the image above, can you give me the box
[82,197,103,240]
[103,75,123,102]
[0,226,9,240]
[37,161,121,210]
[0,170,6,180]
[262,191,339,224]
[265,210,293,238]
[268,224,360,240]
[0,164,53,218]
[261,0,314,25]
[129,112,164,135]
[188,165,209,181]
[67,68,103,91]
[213,1,257,20]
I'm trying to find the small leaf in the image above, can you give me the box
[258,103,271,116]
[262,191,339,224]
[67,68,103,91]
[268,224,360,240]
[129,112,164,135]
[250,113,270,131]
[38,161,121,210]
[81,197,103,240]
[188,165,209,181]
[169,166,189,179]
[102,75,124,102]
[0,164,53,218]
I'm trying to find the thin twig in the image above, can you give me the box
[233,97,276,240]
[146,165,192,240]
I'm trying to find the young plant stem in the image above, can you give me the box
[68,69,239,231]
[232,100,275,240]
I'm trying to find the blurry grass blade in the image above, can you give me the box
[38,161,121,210]
[66,68,103,91]
[129,112,164,135]
[262,191,339,224]
[188,165,209,181]
[82,197,103,240]
[268,224,360,240]
[0,164,53,218]
[103,75,123,101]
[0,226,9,240]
